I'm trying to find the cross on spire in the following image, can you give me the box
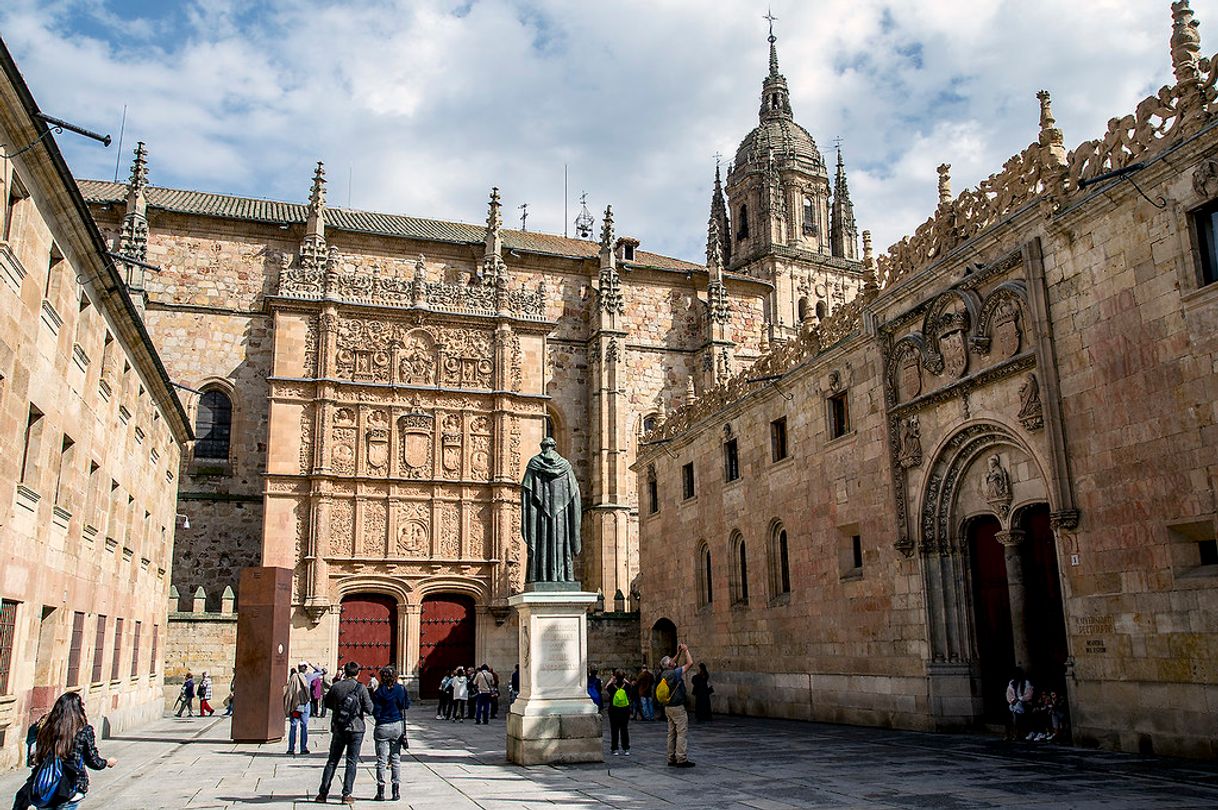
[764,7,778,43]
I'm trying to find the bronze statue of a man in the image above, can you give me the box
[520,437,582,584]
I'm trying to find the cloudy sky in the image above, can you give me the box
[1,0,1179,263]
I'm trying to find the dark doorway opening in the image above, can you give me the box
[1019,504,1070,706]
[968,515,1013,723]
[418,594,476,698]
[650,618,677,667]
[337,593,398,685]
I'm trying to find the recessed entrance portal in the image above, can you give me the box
[968,515,1014,722]
[418,593,476,698]
[337,593,398,684]
[650,617,677,667]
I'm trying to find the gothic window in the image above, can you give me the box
[802,196,816,235]
[815,300,827,321]
[194,389,232,460]
[698,542,713,607]
[641,413,659,435]
[1191,198,1218,286]
[737,204,750,240]
[797,296,810,322]
[730,531,749,606]
[771,93,781,111]
[769,522,791,598]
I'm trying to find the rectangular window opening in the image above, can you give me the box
[91,615,107,683]
[1200,538,1218,566]
[1192,199,1218,287]
[0,600,18,694]
[829,393,850,439]
[852,535,863,570]
[20,405,45,486]
[131,620,142,677]
[647,476,658,515]
[66,611,85,686]
[681,462,695,500]
[770,417,788,462]
[724,437,740,482]
[110,618,124,681]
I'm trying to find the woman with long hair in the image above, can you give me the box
[692,663,714,722]
[371,665,410,802]
[13,692,115,810]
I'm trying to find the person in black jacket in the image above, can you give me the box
[13,691,114,810]
[316,661,374,804]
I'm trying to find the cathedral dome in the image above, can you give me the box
[733,117,826,177]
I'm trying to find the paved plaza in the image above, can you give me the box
[4,708,1218,809]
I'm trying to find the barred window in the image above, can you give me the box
[0,600,18,694]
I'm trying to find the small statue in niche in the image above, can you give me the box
[982,454,1013,518]
[1017,372,1044,431]
[896,415,922,469]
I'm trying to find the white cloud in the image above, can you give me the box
[0,0,1180,261]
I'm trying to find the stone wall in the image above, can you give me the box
[638,2,1218,758]
[163,588,237,710]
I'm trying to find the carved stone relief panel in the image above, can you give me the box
[439,328,495,389]
[441,413,463,479]
[365,409,390,476]
[361,499,388,557]
[397,412,434,478]
[469,502,493,559]
[398,329,437,385]
[330,499,355,557]
[299,404,314,473]
[897,415,922,469]
[332,407,358,475]
[470,416,492,480]
[1017,373,1044,431]
[897,350,922,402]
[437,501,461,558]
[992,300,1022,359]
[396,501,430,557]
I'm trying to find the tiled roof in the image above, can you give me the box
[77,180,702,272]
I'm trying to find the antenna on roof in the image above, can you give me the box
[113,105,127,183]
[574,192,594,239]
[518,202,528,231]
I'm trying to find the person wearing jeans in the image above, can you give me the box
[284,662,313,756]
[472,665,494,725]
[371,665,410,802]
[317,661,374,804]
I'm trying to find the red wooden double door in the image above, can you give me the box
[337,594,398,684]
[418,594,476,698]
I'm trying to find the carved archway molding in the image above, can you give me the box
[334,576,413,608]
[412,576,489,608]
[918,419,1050,556]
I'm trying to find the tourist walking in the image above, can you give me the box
[371,665,410,802]
[175,673,195,718]
[223,677,235,717]
[658,643,695,768]
[692,663,713,722]
[317,661,374,804]
[634,666,654,721]
[12,691,116,810]
[198,672,215,717]
[284,663,313,755]
[472,665,495,725]
[606,669,633,756]
[449,667,469,722]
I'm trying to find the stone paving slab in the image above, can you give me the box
[3,708,1218,808]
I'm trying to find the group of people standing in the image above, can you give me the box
[434,665,500,723]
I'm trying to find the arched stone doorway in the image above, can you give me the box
[650,618,677,667]
[418,593,476,698]
[337,593,398,684]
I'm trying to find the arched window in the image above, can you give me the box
[730,531,749,606]
[195,389,232,460]
[737,204,750,239]
[641,412,659,436]
[769,522,791,598]
[544,406,564,455]
[797,296,810,323]
[698,542,713,607]
[802,196,816,235]
[815,300,827,321]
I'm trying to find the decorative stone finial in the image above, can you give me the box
[600,205,615,248]
[487,186,503,231]
[128,141,149,193]
[308,162,326,211]
[686,376,696,404]
[862,230,878,294]
[481,187,506,281]
[1172,1,1207,130]
[937,164,952,206]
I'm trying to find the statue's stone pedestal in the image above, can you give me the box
[506,589,602,765]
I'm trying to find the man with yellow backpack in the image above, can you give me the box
[655,643,696,768]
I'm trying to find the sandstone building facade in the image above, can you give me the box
[77,30,859,692]
[637,1,1218,758]
[0,42,191,768]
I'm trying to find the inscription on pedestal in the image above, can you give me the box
[534,617,581,691]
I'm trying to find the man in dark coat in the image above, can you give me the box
[520,437,582,583]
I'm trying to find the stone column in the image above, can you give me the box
[996,529,1029,669]
[403,603,422,691]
